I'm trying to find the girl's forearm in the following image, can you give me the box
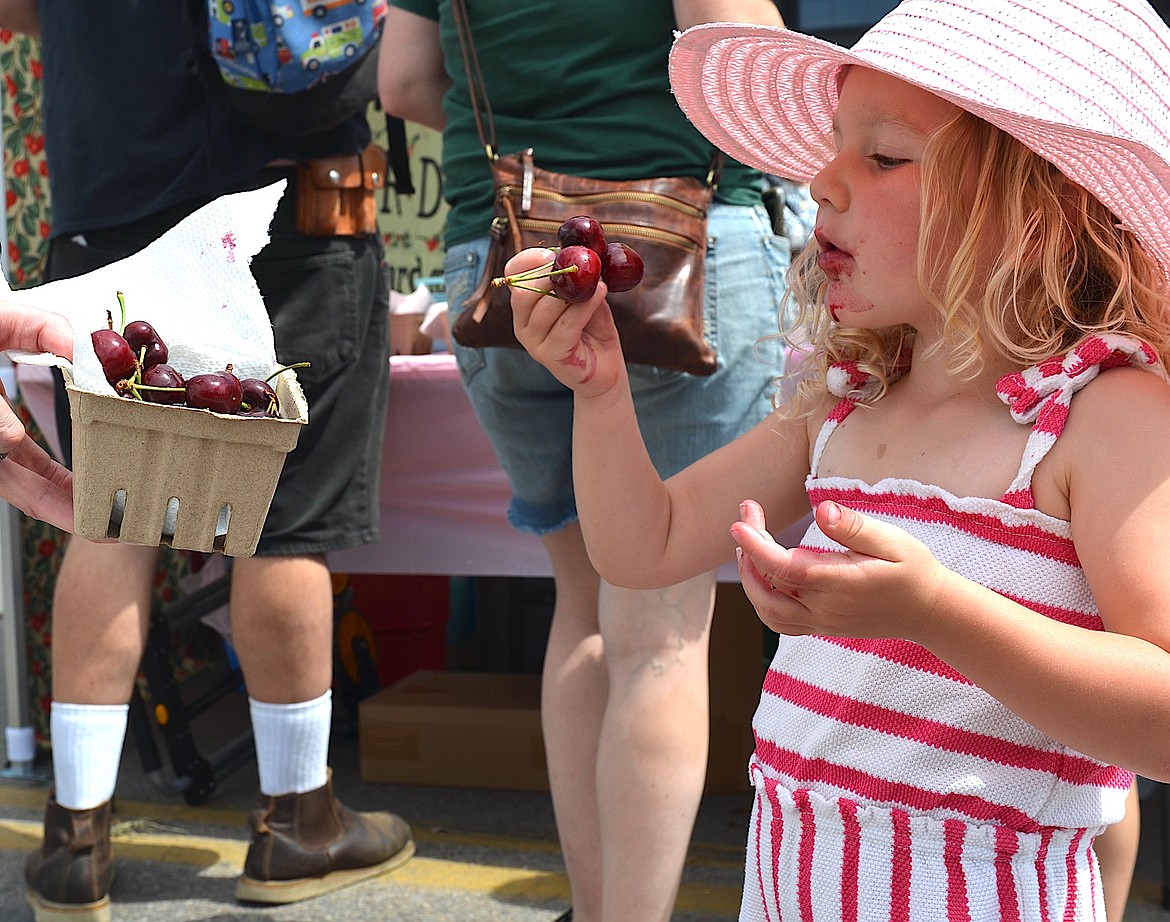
[922,571,1170,780]
[570,382,686,589]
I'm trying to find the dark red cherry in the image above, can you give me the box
[141,363,186,404]
[122,320,168,369]
[557,216,607,259]
[551,245,602,302]
[601,241,644,292]
[239,378,278,417]
[92,322,137,387]
[185,367,242,414]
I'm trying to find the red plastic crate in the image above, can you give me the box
[339,574,449,688]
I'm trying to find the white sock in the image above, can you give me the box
[249,690,331,796]
[50,702,128,810]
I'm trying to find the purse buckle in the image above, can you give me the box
[521,148,535,213]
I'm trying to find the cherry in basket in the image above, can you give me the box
[91,291,309,416]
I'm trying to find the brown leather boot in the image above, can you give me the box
[235,771,414,904]
[24,795,114,922]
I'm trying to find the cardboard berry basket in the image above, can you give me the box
[63,369,308,557]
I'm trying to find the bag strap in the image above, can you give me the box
[450,0,498,161]
[707,149,725,191]
[449,0,723,188]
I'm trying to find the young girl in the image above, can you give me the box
[501,0,1170,918]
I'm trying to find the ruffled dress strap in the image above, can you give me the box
[996,334,1166,508]
[809,361,884,476]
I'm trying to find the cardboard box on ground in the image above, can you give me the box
[359,582,765,793]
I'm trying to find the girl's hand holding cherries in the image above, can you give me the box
[495,215,643,397]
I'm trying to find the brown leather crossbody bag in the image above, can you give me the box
[448,0,721,376]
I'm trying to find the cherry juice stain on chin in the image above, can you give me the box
[828,288,873,322]
[818,247,874,321]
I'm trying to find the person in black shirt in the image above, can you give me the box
[0,2,413,917]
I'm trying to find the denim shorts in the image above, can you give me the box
[46,172,391,557]
[444,202,790,535]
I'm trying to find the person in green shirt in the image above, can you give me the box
[381,2,789,920]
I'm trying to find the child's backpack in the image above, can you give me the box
[204,0,387,137]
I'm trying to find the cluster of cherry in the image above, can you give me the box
[91,292,302,416]
[492,215,645,302]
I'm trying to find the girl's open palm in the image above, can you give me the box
[732,498,952,642]
[505,248,625,398]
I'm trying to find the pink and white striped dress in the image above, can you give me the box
[741,336,1161,922]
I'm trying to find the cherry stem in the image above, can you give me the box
[134,383,185,393]
[264,361,310,383]
[115,291,126,333]
[491,263,579,289]
[105,310,116,332]
[115,379,143,400]
[123,381,185,403]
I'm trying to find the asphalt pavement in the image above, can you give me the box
[0,699,1168,921]
[0,702,752,922]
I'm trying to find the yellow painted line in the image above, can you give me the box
[0,785,247,827]
[4,807,1161,915]
[4,787,1157,914]
[0,814,742,913]
[0,783,739,864]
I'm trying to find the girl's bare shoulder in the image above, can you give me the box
[1064,364,1170,438]
[1041,364,1170,513]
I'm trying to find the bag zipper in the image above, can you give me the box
[512,216,700,253]
[501,184,707,222]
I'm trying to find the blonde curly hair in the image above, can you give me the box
[777,109,1170,418]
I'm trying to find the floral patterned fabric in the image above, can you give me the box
[2,31,197,749]
[1,30,49,287]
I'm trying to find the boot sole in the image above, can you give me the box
[25,889,111,922]
[234,839,416,905]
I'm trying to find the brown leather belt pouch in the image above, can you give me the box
[294,143,387,237]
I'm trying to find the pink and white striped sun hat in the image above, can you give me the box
[668,0,1170,283]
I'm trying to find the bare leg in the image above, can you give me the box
[52,537,159,705]
[596,570,717,922]
[539,523,718,922]
[228,553,334,703]
[27,534,154,920]
[27,539,147,919]
[540,525,606,920]
[1097,779,1140,922]
[53,544,331,712]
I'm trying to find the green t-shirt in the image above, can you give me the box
[389,0,763,248]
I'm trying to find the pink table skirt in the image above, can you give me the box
[17,355,548,576]
[327,354,551,576]
[17,355,761,578]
